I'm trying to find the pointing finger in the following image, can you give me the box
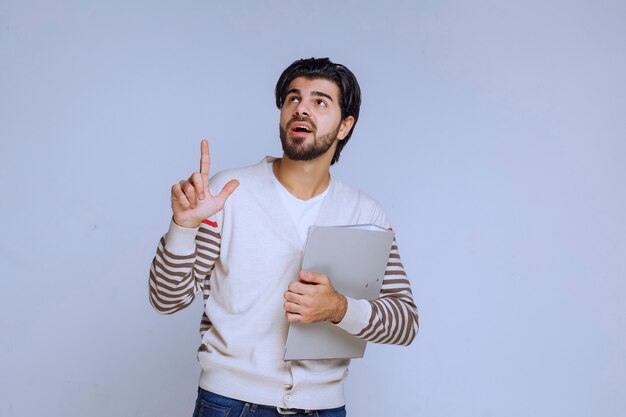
[200,140,210,174]
[199,140,210,189]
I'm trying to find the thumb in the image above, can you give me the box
[216,179,239,203]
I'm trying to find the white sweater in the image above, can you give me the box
[149,157,418,409]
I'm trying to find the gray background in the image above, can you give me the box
[1,1,625,416]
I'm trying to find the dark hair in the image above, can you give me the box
[275,57,361,165]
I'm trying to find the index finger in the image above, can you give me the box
[200,139,210,176]
[299,271,328,284]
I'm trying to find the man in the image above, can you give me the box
[149,58,418,417]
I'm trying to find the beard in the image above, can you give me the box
[279,121,341,161]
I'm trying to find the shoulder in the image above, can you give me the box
[331,178,382,210]
[209,157,272,192]
[330,178,389,228]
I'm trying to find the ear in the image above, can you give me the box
[336,116,355,141]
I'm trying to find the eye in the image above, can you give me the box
[288,96,300,103]
[317,100,327,107]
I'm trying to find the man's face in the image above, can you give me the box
[279,77,349,162]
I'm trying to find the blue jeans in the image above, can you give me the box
[192,387,347,417]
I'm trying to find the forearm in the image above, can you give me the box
[149,220,221,314]
[336,240,419,345]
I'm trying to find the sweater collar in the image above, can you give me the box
[260,156,338,248]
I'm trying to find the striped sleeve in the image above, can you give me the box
[148,220,221,315]
[355,239,419,345]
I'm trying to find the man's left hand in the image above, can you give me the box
[283,271,348,324]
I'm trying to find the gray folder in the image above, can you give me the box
[284,224,394,360]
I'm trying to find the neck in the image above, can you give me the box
[273,155,332,200]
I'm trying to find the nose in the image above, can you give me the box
[294,101,310,117]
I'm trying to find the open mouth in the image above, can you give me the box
[288,118,315,136]
[292,125,312,133]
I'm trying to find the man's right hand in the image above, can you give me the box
[171,140,239,228]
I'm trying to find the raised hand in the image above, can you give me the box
[171,140,239,228]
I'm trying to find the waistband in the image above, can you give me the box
[194,388,346,416]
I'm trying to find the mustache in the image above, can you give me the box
[287,116,317,131]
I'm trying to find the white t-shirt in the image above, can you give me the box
[268,162,329,246]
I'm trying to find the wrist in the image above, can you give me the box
[173,215,202,229]
[331,294,348,324]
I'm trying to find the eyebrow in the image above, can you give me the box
[286,88,335,102]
